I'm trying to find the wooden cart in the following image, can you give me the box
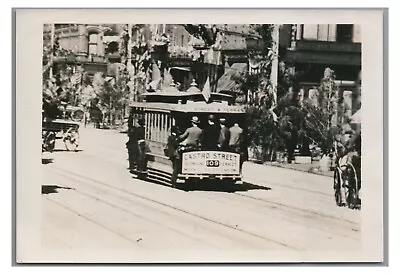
[42,119,80,152]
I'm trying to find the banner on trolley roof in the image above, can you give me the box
[181,151,240,175]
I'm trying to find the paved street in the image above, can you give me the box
[41,125,361,259]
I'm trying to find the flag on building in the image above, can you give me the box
[148,78,162,91]
[202,77,211,103]
[163,68,174,87]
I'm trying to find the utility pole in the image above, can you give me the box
[49,23,55,79]
[127,24,133,66]
[269,24,280,161]
[270,24,280,109]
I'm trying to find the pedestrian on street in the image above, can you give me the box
[218,117,230,151]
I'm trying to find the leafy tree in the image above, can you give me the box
[231,25,274,106]
[239,26,342,162]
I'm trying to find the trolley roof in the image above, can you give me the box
[141,91,235,103]
[130,101,246,114]
[130,90,246,114]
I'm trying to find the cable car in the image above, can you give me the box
[128,90,248,188]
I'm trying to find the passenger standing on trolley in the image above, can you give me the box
[218,117,230,151]
[126,113,138,170]
[202,114,220,150]
[166,125,181,183]
[177,116,202,151]
[229,122,243,153]
[136,117,146,172]
[229,122,246,169]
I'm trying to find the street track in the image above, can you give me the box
[42,128,361,251]
[45,165,302,250]
[204,192,360,241]
[45,162,360,251]
[47,149,358,225]
[43,195,152,249]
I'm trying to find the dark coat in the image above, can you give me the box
[166,134,179,159]
[202,123,220,150]
[137,126,145,140]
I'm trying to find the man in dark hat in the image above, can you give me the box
[218,117,230,151]
[178,116,202,151]
[202,114,220,150]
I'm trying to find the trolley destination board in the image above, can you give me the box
[181,151,240,175]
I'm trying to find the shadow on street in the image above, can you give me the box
[42,185,74,195]
[183,181,272,193]
[51,149,83,153]
[140,177,271,193]
[42,158,54,165]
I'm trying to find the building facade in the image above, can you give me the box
[43,24,125,78]
[280,24,362,114]
[144,24,263,93]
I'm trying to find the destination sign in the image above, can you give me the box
[182,151,240,175]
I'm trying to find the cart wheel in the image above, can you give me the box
[63,127,80,151]
[333,168,343,206]
[42,131,56,152]
[71,109,84,122]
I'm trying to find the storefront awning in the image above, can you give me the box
[217,63,248,93]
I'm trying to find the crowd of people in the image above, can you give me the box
[171,114,246,153]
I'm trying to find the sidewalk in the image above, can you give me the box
[248,160,334,178]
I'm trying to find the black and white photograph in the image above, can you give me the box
[15,9,385,263]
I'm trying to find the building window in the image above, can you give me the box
[88,32,99,56]
[302,25,319,40]
[336,24,353,43]
[300,24,334,41]
[55,24,71,29]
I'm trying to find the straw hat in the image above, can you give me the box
[191,116,200,124]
